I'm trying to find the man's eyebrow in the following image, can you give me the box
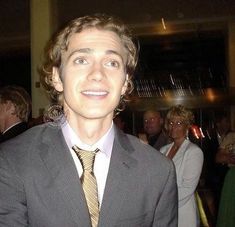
[67,48,92,60]
[105,50,124,62]
[67,48,124,62]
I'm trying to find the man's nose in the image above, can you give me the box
[88,63,105,81]
[144,120,152,127]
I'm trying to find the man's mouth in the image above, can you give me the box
[82,90,108,96]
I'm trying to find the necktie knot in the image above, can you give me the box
[72,146,99,172]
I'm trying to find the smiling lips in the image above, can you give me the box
[82,90,108,96]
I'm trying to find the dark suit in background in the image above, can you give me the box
[149,131,169,151]
[0,122,28,143]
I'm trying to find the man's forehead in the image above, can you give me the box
[62,29,127,61]
[144,111,161,118]
[68,29,123,48]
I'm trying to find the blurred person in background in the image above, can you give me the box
[113,111,131,134]
[214,113,233,188]
[140,109,169,150]
[0,85,31,143]
[215,119,235,227]
[160,105,204,227]
[203,112,232,218]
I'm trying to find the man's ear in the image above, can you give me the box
[52,67,63,92]
[5,101,13,111]
[5,101,16,115]
[121,74,129,95]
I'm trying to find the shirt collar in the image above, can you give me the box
[2,121,23,134]
[61,120,114,158]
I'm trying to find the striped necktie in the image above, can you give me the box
[72,146,99,227]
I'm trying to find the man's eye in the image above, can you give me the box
[106,60,120,68]
[74,58,88,65]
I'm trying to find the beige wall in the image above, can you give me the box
[30,0,52,117]
[228,20,235,129]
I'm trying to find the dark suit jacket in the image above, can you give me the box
[152,131,169,151]
[0,123,178,227]
[0,122,28,143]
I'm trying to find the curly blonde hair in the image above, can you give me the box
[40,14,138,113]
[165,105,194,131]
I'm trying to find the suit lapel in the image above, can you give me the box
[99,128,137,227]
[39,126,91,226]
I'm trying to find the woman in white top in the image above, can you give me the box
[160,105,204,227]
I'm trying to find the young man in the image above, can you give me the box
[0,85,31,143]
[0,14,177,226]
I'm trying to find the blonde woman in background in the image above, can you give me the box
[160,105,204,227]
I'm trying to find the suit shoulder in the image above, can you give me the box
[126,133,158,153]
[2,123,50,143]
[0,123,60,157]
[126,134,174,170]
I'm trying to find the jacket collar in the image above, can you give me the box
[38,124,137,226]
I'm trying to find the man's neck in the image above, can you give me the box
[147,131,162,146]
[67,117,113,146]
[148,130,161,139]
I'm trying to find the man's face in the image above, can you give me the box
[143,111,162,136]
[53,28,128,123]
